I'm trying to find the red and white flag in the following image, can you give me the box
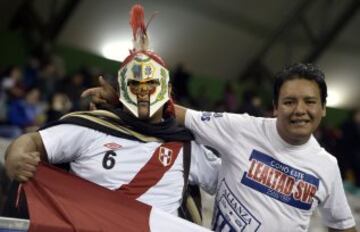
[23,163,211,232]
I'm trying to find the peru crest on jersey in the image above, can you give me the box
[159,146,173,167]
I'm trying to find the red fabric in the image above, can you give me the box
[23,163,151,232]
[118,142,182,198]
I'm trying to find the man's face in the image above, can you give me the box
[127,79,162,121]
[274,78,326,145]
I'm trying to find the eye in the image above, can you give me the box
[306,100,316,105]
[127,80,140,86]
[147,80,160,85]
[284,101,293,105]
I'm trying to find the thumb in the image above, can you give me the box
[99,76,118,101]
[99,76,113,90]
[28,151,41,163]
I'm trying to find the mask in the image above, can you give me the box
[118,53,170,118]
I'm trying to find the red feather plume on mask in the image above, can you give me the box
[129,4,146,40]
[129,4,149,52]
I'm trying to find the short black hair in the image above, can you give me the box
[273,63,327,107]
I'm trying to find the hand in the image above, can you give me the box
[5,151,41,182]
[81,76,119,109]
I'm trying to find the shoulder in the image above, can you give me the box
[186,109,264,126]
[310,138,339,171]
[39,124,103,140]
[318,147,338,167]
[40,123,94,132]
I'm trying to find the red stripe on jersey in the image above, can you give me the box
[117,142,183,199]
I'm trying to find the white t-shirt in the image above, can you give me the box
[39,124,220,215]
[185,110,355,231]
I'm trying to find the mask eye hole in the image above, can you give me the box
[127,80,159,86]
[147,80,160,86]
[127,80,140,87]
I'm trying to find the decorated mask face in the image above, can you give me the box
[118,53,170,118]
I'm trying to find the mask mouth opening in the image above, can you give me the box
[137,100,149,104]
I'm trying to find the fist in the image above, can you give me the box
[5,151,41,182]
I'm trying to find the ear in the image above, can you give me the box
[322,105,326,117]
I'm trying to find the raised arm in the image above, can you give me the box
[81,76,119,109]
[5,132,47,182]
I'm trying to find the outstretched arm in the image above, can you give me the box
[5,132,47,182]
[174,104,188,126]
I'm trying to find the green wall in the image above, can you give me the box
[0,32,26,66]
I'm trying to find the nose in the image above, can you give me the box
[294,101,306,115]
[138,83,150,93]
[136,83,151,100]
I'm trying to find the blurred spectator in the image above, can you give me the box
[223,81,239,112]
[0,66,27,138]
[0,86,8,123]
[7,88,45,133]
[340,109,360,187]
[172,63,192,104]
[315,124,343,174]
[63,72,86,111]
[238,90,265,116]
[1,66,26,100]
[49,53,67,81]
[23,55,41,89]
[46,92,72,123]
[192,85,213,111]
[38,62,61,101]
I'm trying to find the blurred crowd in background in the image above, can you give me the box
[0,52,359,212]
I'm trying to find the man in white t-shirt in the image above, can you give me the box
[82,63,356,231]
[175,63,356,232]
[4,5,220,223]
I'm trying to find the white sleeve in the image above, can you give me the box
[319,163,355,230]
[39,124,96,164]
[184,109,253,150]
[188,141,221,195]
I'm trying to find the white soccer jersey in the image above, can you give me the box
[39,124,220,215]
[185,110,355,231]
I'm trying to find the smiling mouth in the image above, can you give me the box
[290,119,311,126]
